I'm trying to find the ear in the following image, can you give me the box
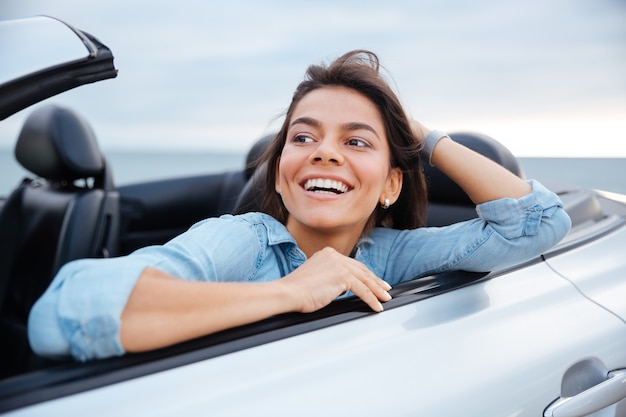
[383,167,403,204]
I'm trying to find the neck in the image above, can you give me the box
[286,221,363,258]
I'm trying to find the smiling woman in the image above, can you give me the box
[27,50,571,363]
[275,87,403,255]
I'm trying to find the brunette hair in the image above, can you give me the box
[258,50,428,230]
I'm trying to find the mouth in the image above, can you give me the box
[302,178,351,195]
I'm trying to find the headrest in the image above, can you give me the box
[15,105,104,181]
[423,132,524,206]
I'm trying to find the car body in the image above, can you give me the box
[1,16,625,417]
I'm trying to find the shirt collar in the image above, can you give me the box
[255,212,298,247]
[253,212,376,251]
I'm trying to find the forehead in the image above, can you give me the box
[291,87,384,131]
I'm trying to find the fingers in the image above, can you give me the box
[349,278,389,312]
[283,247,392,313]
[341,256,392,312]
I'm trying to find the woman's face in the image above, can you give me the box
[276,86,402,239]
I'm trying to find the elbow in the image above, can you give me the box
[546,207,572,248]
[26,258,135,362]
[28,298,124,362]
[27,296,72,360]
[494,207,572,269]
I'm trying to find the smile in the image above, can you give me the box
[303,178,350,194]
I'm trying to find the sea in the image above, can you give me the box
[1,149,625,197]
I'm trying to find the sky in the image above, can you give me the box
[1,0,625,157]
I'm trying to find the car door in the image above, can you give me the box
[541,207,626,417]
[6,256,626,417]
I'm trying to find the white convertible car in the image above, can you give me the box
[1,16,625,417]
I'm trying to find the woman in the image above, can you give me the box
[28,50,571,361]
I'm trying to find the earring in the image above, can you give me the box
[382,198,390,209]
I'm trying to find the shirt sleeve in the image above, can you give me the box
[28,257,148,361]
[28,215,262,362]
[380,180,571,284]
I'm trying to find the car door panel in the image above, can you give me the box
[8,261,626,417]
[545,224,626,322]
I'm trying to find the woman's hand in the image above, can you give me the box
[278,247,392,313]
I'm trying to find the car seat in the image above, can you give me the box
[115,133,275,254]
[0,105,120,378]
[232,131,524,225]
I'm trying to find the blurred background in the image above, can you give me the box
[1,0,625,192]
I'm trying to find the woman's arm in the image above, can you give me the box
[391,120,571,280]
[121,247,391,352]
[29,214,392,360]
[411,121,531,204]
[120,267,292,352]
[30,251,391,359]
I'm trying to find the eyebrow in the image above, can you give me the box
[290,117,380,139]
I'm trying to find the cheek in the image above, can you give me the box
[361,158,393,190]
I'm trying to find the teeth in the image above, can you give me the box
[304,178,349,194]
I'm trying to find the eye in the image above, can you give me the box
[346,137,370,148]
[293,134,314,143]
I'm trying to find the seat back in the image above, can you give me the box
[232,132,524,225]
[0,105,120,378]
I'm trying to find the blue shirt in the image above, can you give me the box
[28,180,571,361]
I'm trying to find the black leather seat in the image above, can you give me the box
[233,132,524,225]
[0,105,120,378]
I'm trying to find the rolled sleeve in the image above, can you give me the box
[456,179,571,271]
[28,257,149,361]
[476,180,567,238]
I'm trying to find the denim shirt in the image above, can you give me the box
[28,180,571,361]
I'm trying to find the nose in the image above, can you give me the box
[309,137,344,165]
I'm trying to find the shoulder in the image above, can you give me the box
[226,212,281,227]
[228,212,296,247]
[187,212,294,246]
[188,212,274,233]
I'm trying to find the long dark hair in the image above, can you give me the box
[259,50,428,230]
